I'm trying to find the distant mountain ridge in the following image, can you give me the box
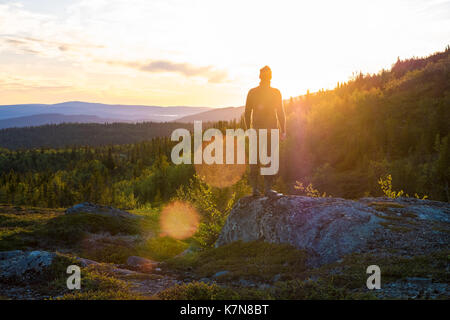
[0,101,247,129]
[0,101,212,127]
[175,106,244,123]
[0,113,126,129]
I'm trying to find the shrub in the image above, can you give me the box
[174,177,231,247]
[378,174,428,199]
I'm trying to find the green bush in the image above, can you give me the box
[174,176,249,247]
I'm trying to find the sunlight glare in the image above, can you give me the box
[160,201,200,240]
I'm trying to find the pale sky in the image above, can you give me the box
[0,0,449,107]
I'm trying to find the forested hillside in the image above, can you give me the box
[279,46,449,202]
[0,122,193,149]
[0,138,194,208]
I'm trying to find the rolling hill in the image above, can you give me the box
[0,101,211,127]
[175,106,244,123]
[0,113,126,129]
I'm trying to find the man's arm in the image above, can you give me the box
[275,90,286,134]
[244,90,253,130]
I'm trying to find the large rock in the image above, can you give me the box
[0,250,56,281]
[65,202,138,219]
[216,195,450,266]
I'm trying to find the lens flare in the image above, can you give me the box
[160,201,200,240]
[194,135,246,188]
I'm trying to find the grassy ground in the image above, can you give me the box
[1,204,448,300]
[166,241,308,282]
[0,204,188,262]
[161,243,449,300]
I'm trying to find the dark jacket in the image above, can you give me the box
[244,83,286,132]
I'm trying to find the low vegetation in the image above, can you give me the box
[166,241,308,282]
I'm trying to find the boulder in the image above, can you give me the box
[216,195,450,266]
[0,250,56,281]
[65,202,138,219]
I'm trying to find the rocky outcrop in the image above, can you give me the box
[0,250,56,281]
[65,202,138,219]
[216,195,450,266]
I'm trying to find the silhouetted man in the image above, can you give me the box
[244,66,286,197]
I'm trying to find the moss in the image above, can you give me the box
[369,202,405,210]
[378,221,412,233]
[400,211,418,218]
[431,226,450,234]
[270,279,376,300]
[0,210,60,250]
[81,241,137,264]
[1,203,160,246]
[129,207,161,234]
[388,225,413,233]
[158,281,235,300]
[51,263,144,300]
[377,214,405,222]
[157,279,375,300]
[166,241,308,281]
[55,290,143,300]
[36,213,142,245]
[137,236,189,261]
[121,273,164,280]
[35,254,80,295]
[79,234,188,264]
[309,250,450,290]
[0,205,184,264]
[0,210,145,251]
[158,281,269,300]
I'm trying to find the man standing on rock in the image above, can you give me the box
[244,66,286,197]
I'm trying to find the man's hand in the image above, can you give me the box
[280,131,287,141]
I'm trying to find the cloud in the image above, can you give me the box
[416,0,450,20]
[0,35,104,56]
[0,75,72,91]
[0,3,104,60]
[108,59,229,83]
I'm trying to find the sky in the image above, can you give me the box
[0,0,449,107]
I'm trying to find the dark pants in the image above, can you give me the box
[249,127,276,193]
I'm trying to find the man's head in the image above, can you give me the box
[259,65,272,82]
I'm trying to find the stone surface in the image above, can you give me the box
[65,202,138,219]
[212,270,230,278]
[76,257,100,267]
[216,195,450,266]
[0,250,56,281]
[373,279,449,299]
